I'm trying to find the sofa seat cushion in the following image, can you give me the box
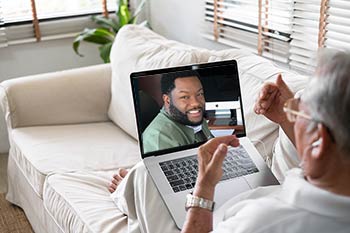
[10,122,140,197]
[108,25,212,139]
[43,170,127,233]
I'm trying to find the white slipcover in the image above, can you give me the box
[10,122,139,197]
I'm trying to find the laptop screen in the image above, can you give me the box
[130,60,246,158]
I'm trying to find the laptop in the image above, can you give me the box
[130,60,279,229]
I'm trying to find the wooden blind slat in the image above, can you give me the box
[30,0,41,42]
[213,0,224,41]
[258,0,271,55]
[258,0,263,55]
[213,0,218,40]
[102,0,109,18]
[318,0,329,47]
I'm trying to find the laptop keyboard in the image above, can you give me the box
[159,145,259,193]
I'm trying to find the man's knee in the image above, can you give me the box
[129,161,148,179]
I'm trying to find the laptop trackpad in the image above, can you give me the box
[214,177,251,208]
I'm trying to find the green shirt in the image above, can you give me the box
[142,108,213,154]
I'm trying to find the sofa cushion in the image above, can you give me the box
[208,49,308,164]
[44,170,128,233]
[10,122,140,197]
[108,25,212,139]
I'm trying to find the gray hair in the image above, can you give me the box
[303,49,350,155]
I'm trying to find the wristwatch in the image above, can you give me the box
[185,194,215,212]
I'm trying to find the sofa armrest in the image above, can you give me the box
[0,64,111,129]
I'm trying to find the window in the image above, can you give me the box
[204,0,263,53]
[289,0,321,72]
[0,0,117,47]
[204,0,350,73]
[323,0,350,50]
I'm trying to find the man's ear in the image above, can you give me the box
[163,94,170,107]
[311,123,330,159]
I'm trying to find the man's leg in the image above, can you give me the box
[111,161,180,233]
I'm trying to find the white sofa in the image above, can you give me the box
[0,25,307,233]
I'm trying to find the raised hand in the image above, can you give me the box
[194,135,240,199]
[254,74,293,125]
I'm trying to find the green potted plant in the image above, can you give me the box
[73,0,146,63]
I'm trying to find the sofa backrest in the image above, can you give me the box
[0,64,112,129]
[108,25,212,139]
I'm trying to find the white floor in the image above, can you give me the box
[0,153,8,194]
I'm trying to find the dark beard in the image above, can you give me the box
[168,99,204,127]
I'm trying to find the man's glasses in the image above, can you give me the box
[283,98,312,122]
[283,97,336,142]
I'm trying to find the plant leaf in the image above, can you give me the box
[139,20,149,28]
[128,0,147,24]
[132,0,147,19]
[73,28,115,56]
[73,0,147,62]
[91,15,120,32]
[98,42,113,63]
[128,16,136,24]
[118,0,130,27]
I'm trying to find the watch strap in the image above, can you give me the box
[185,194,215,212]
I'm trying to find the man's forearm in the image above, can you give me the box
[181,137,237,232]
[181,186,215,233]
[280,121,295,146]
[181,207,213,233]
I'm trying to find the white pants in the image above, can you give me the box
[111,161,180,233]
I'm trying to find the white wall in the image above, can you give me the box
[0,38,102,81]
[148,0,229,50]
[0,38,102,153]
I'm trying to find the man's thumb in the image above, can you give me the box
[214,143,227,162]
[276,74,292,94]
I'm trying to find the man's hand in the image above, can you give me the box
[254,74,293,125]
[108,168,129,193]
[194,135,240,200]
[182,135,240,233]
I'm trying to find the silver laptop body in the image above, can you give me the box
[130,60,279,229]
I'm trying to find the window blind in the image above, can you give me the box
[290,0,350,73]
[258,0,293,63]
[0,0,117,47]
[203,0,293,64]
[323,0,350,51]
[289,0,321,73]
[203,0,262,53]
[204,0,350,74]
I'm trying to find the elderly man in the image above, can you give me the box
[109,50,350,232]
[142,70,213,153]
